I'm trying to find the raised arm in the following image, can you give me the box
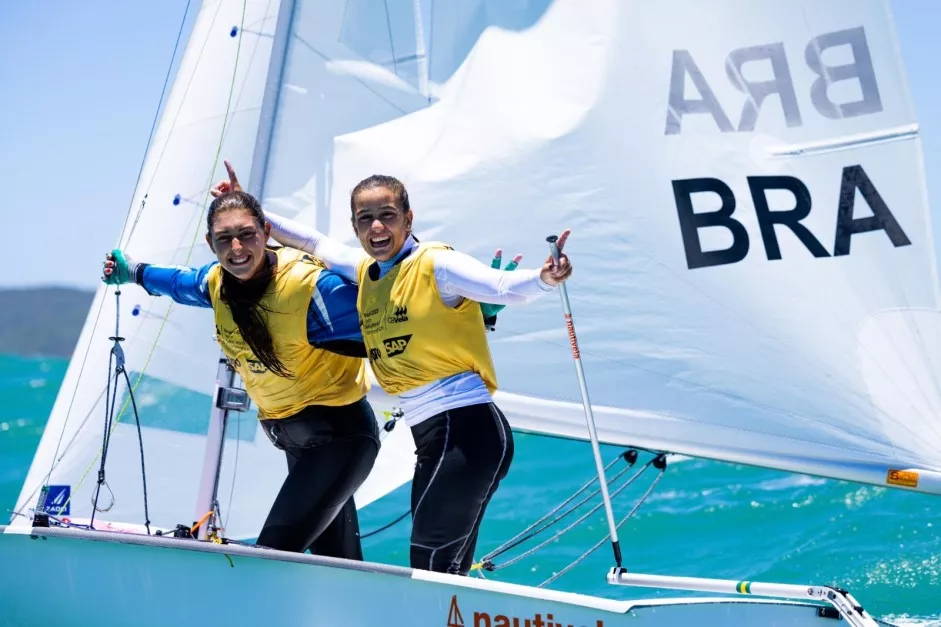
[265,212,367,283]
[432,230,573,306]
[433,250,552,304]
[102,250,214,308]
[210,159,368,282]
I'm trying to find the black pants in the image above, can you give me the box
[256,397,380,559]
[409,402,514,575]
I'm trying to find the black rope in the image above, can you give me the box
[362,509,411,540]
[482,456,659,573]
[539,459,667,587]
[90,331,120,528]
[121,367,151,535]
[89,288,152,534]
[480,450,638,565]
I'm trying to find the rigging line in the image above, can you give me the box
[161,0,268,271]
[89,342,118,528]
[184,0,250,267]
[116,0,194,247]
[482,452,637,563]
[126,0,226,245]
[538,468,666,588]
[427,0,434,100]
[383,0,397,74]
[89,350,122,523]
[122,366,152,535]
[361,509,411,540]
[50,0,251,506]
[362,450,641,543]
[482,458,657,572]
[291,35,408,115]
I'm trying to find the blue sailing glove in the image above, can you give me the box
[480,250,521,330]
[102,249,137,285]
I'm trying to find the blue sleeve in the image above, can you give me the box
[138,262,215,308]
[307,270,363,344]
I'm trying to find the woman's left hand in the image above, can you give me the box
[210,160,243,197]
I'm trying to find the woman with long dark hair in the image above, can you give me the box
[102,189,378,560]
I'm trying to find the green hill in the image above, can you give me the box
[0,287,95,357]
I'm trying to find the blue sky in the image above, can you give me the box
[2,1,939,289]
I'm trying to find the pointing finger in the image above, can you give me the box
[224,160,240,187]
[555,228,571,253]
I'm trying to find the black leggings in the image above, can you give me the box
[256,397,379,559]
[409,402,514,575]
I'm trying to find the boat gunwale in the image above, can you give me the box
[0,524,827,615]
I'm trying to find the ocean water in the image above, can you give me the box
[1,354,939,624]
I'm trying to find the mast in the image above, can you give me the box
[413,0,430,100]
[192,0,299,539]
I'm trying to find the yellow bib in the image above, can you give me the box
[356,242,498,396]
[208,247,368,419]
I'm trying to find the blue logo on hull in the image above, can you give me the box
[37,485,71,516]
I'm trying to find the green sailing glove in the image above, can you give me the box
[479,251,520,321]
[102,249,136,285]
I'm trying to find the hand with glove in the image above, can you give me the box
[102,249,139,285]
[480,249,522,330]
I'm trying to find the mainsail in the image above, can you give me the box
[266,0,941,493]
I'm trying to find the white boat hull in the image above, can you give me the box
[0,525,848,626]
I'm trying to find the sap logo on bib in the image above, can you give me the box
[383,334,412,357]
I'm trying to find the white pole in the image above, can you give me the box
[607,570,878,627]
[546,235,622,568]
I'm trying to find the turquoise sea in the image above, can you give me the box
[1,353,939,624]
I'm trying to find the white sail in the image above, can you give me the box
[11,0,414,538]
[263,0,941,494]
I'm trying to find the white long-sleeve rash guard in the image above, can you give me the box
[265,211,557,427]
[264,212,555,307]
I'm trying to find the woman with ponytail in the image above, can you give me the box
[101,189,378,561]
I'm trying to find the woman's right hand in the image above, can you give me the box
[102,249,135,285]
[540,229,573,286]
[210,160,243,197]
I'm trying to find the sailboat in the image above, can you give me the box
[1,0,936,624]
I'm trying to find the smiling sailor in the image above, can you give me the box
[263,171,574,576]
